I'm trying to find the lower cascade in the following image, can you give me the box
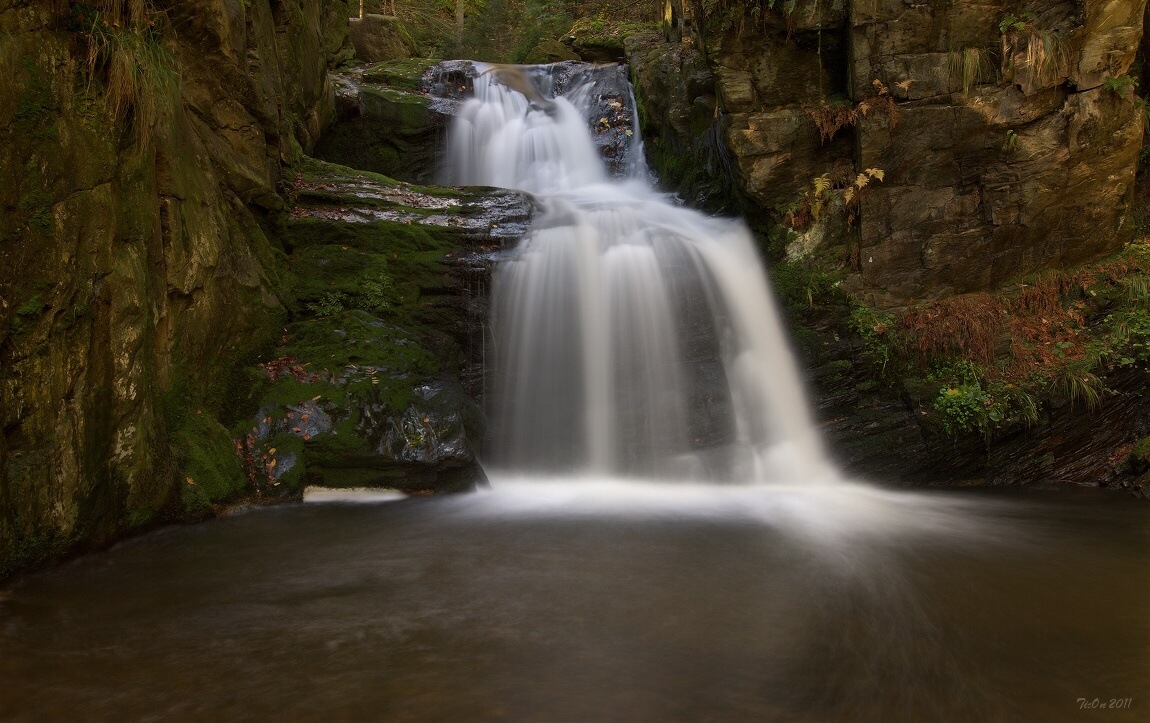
[445,62,829,482]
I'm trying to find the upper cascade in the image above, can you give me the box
[443,62,645,193]
[444,61,833,484]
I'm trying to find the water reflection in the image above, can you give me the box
[1,482,1147,721]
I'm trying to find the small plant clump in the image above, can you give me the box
[803,99,856,144]
[784,165,883,231]
[69,0,180,147]
[1103,74,1137,100]
[857,79,899,129]
[948,46,993,95]
[1002,129,1019,153]
[999,11,1068,92]
[848,241,1150,438]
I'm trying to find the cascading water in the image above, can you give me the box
[6,66,1147,723]
[445,63,830,483]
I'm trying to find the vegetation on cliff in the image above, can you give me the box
[0,0,352,579]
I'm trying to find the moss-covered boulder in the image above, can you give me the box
[563,18,655,62]
[231,159,532,496]
[524,39,580,65]
[349,14,416,63]
[316,59,450,183]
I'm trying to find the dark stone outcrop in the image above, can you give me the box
[348,13,415,63]
[238,159,532,496]
[315,59,460,184]
[801,325,1150,495]
[634,0,1148,306]
[0,0,352,577]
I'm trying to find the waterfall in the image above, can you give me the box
[445,62,832,483]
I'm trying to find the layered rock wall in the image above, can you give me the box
[0,0,351,576]
[634,0,1147,306]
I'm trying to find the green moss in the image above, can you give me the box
[567,19,656,54]
[160,365,248,516]
[124,508,155,531]
[0,530,70,581]
[275,311,438,378]
[361,58,439,90]
[12,57,52,131]
[178,411,246,515]
[359,86,436,131]
[7,293,46,336]
[1131,436,1150,464]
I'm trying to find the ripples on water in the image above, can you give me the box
[1,479,1148,721]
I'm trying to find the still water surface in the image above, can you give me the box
[1,480,1147,721]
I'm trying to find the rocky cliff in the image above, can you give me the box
[630,0,1150,494]
[634,0,1147,307]
[0,0,351,576]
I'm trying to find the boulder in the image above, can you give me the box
[523,39,580,65]
[348,14,415,63]
[235,159,532,495]
[314,60,450,184]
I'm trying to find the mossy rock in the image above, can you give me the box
[564,19,657,61]
[361,58,441,91]
[349,14,417,63]
[230,156,533,497]
[237,311,481,495]
[178,412,247,516]
[1130,435,1150,466]
[312,86,447,183]
[524,39,580,65]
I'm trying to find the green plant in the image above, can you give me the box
[360,273,399,314]
[1003,129,1019,153]
[1124,274,1150,306]
[948,46,992,95]
[1103,75,1137,100]
[998,12,1035,34]
[307,292,347,317]
[73,1,180,147]
[850,305,894,369]
[927,360,1038,437]
[934,382,995,435]
[1058,365,1104,411]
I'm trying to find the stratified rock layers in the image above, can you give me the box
[633,0,1147,306]
[0,1,352,575]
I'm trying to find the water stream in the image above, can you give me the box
[1,63,1148,720]
[449,63,826,481]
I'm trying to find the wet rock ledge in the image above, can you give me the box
[234,158,532,496]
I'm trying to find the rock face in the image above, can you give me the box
[238,159,532,495]
[314,59,459,184]
[348,14,415,63]
[0,0,352,577]
[632,0,1148,307]
[626,2,1150,493]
